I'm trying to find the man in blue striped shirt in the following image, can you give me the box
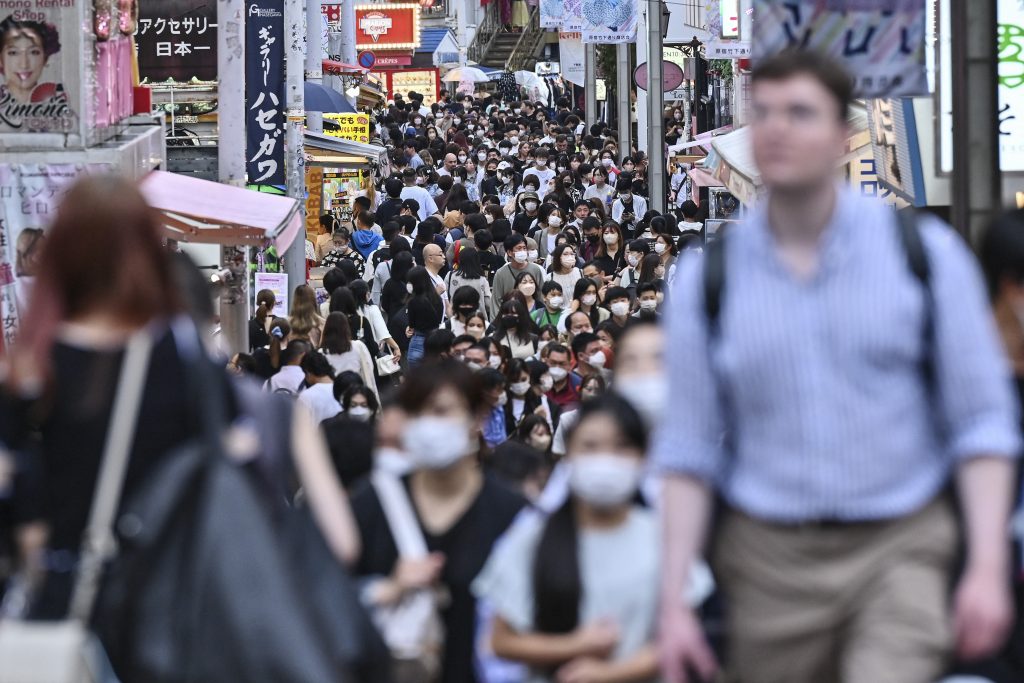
[655,51,1022,683]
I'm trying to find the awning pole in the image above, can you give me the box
[217,0,249,355]
[284,0,308,287]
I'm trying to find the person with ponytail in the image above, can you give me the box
[473,395,661,683]
[248,288,276,351]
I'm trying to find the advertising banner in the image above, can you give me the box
[752,0,928,98]
[559,32,585,86]
[355,5,420,51]
[0,163,107,345]
[581,0,639,43]
[136,0,217,82]
[246,0,286,186]
[254,272,289,317]
[564,0,584,32]
[0,6,80,135]
[324,113,371,143]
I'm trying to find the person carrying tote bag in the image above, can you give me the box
[0,331,153,683]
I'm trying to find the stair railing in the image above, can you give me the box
[506,8,543,72]
[468,1,502,65]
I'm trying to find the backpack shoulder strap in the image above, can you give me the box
[371,471,429,559]
[703,235,727,334]
[896,209,930,287]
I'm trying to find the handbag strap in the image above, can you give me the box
[371,471,429,559]
[68,329,154,622]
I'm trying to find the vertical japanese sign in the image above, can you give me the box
[0,164,107,345]
[0,7,79,134]
[997,0,1024,171]
[581,0,639,43]
[752,0,928,98]
[246,0,286,186]
[135,0,217,82]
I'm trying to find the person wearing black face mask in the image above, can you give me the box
[493,299,539,360]
[444,247,492,322]
[481,161,502,197]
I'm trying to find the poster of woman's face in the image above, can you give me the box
[0,14,74,133]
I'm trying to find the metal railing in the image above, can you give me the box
[467,1,502,65]
[506,8,542,72]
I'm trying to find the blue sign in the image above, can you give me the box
[358,51,376,69]
[246,1,286,185]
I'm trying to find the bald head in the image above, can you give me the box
[444,154,458,171]
[422,243,445,273]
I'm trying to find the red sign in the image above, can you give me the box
[322,4,341,23]
[355,4,420,51]
[374,54,414,67]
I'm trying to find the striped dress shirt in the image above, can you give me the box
[651,188,1022,522]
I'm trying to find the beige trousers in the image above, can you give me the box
[712,497,958,683]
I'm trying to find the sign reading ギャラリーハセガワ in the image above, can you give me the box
[0,8,79,135]
[246,0,286,186]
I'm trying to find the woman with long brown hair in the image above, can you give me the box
[2,175,359,620]
[288,283,326,346]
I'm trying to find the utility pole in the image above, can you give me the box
[307,0,323,133]
[585,44,597,131]
[646,0,665,212]
[951,0,1001,241]
[457,0,468,66]
[616,43,631,157]
[283,0,307,285]
[217,0,248,354]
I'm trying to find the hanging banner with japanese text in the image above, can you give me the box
[559,32,585,85]
[751,0,928,98]
[563,0,584,32]
[581,0,639,43]
[541,0,563,29]
[136,0,218,82]
[0,164,107,346]
[323,113,371,143]
[246,0,286,186]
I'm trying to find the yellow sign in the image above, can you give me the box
[305,167,325,239]
[324,113,372,144]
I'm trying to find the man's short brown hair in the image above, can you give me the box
[751,49,854,121]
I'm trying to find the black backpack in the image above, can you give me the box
[703,209,935,386]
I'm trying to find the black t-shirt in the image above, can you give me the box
[350,473,526,683]
[377,198,403,226]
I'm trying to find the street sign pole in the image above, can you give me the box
[646,0,665,213]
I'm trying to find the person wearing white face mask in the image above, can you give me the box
[536,207,567,262]
[631,282,663,323]
[473,395,663,683]
[503,358,560,431]
[545,243,582,310]
[532,280,568,329]
[572,333,608,383]
[351,362,526,683]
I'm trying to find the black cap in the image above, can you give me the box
[401,198,420,212]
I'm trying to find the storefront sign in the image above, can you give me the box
[246,0,286,185]
[0,5,81,135]
[136,0,217,82]
[322,4,342,24]
[559,32,584,86]
[374,54,413,67]
[581,0,639,44]
[355,5,419,51]
[324,171,364,223]
[388,69,439,105]
[254,272,289,317]
[0,163,107,344]
[752,0,928,98]
[305,167,324,238]
[324,113,371,143]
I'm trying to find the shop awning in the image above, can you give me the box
[139,171,303,250]
[305,131,390,174]
[705,103,868,205]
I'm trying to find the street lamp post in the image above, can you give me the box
[617,44,631,156]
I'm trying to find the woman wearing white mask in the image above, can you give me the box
[536,207,567,262]
[473,395,661,683]
[505,358,560,430]
[351,361,527,683]
[566,278,610,334]
[545,243,582,309]
[583,167,615,212]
